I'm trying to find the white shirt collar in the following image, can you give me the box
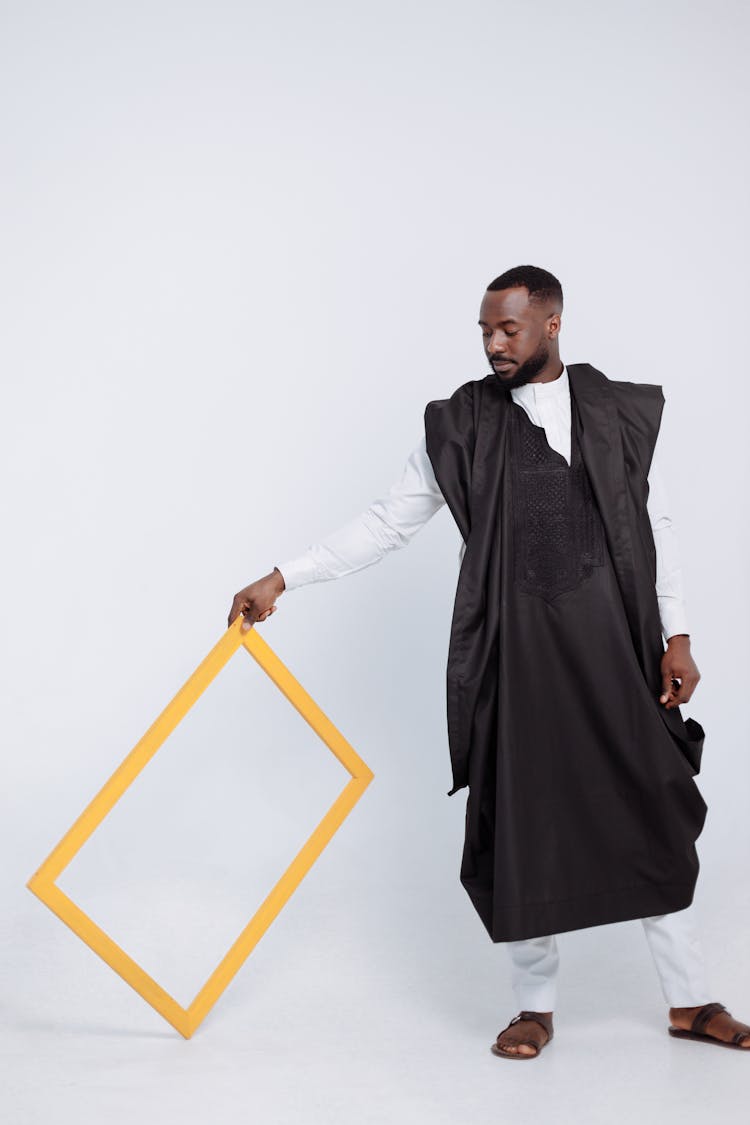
[509,362,568,403]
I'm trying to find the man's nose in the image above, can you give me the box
[488,336,507,354]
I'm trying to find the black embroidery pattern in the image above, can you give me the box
[510,402,606,602]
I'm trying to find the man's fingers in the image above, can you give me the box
[671,676,695,707]
[659,671,683,705]
[659,674,675,704]
[228,589,278,632]
[228,593,251,626]
[255,605,278,624]
[662,676,690,709]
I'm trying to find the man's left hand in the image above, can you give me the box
[659,635,700,710]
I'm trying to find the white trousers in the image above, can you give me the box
[506,901,713,1010]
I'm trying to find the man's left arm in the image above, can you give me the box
[647,432,701,710]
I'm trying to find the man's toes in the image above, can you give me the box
[498,1037,518,1053]
[497,1035,537,1055]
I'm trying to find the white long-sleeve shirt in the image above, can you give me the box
[275,365,689,642]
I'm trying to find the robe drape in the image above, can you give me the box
[424,362,707,941]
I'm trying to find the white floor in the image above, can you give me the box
[4,856,748,1125]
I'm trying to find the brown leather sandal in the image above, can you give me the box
[491,1010,554,1059]
[668,1001,750,1049]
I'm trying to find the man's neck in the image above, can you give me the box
[529,361,564,385]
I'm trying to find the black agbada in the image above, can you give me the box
[424,363,708,942]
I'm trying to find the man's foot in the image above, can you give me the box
[492,1010,554,1057]
[669,1002,750,1047]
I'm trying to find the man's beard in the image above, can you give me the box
[492,339,550,389]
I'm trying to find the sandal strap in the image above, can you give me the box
[691,1001,727,1035]
[496,1010,554,1048]
[518,1010,554,1042]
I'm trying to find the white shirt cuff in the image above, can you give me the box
[274,556,322,593]
[659,599,690,643]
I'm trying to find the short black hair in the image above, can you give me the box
[486,265,563,311]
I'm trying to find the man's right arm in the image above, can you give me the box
[227,435,446,630]
[274,434,446,591]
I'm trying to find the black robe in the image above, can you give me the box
[424,363,707,942]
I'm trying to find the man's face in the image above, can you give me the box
[478,286,560,388]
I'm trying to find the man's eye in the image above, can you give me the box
[506,330,519,337]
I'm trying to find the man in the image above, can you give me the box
[228,265,750,1058]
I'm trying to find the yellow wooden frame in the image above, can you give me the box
[26,615,374,1038]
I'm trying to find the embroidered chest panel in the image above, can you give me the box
[509,402,607,602]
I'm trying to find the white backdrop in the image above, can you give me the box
[2,2,748,1122]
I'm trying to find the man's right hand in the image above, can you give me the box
[228,567,286,633]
